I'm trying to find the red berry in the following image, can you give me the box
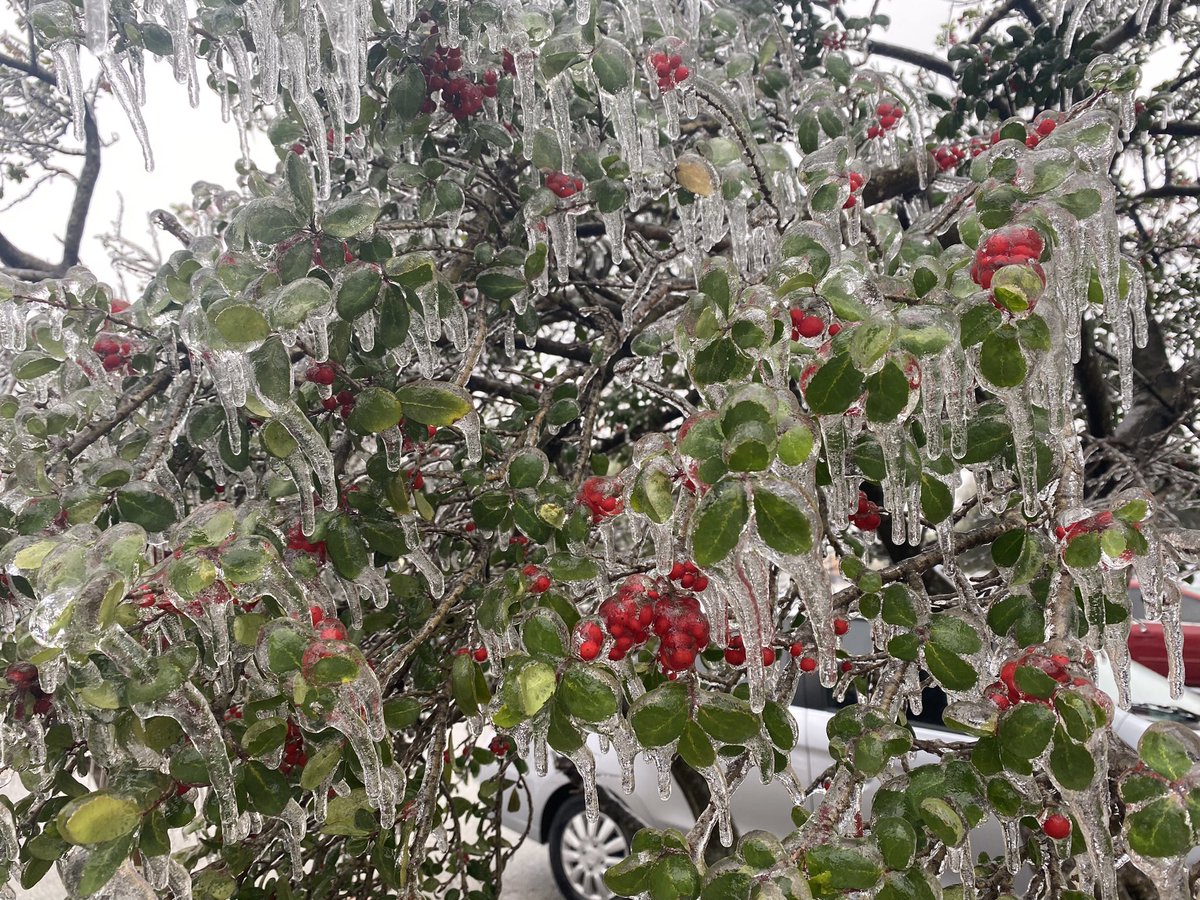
[800,657,818,672]
[789,642,803,658]
[580,641,600,660]
[531,575,551,593]
[674,65,689,82]
[319,622,347,641]
[522,564,539,577]
[798,315,825,338]
[762,647,777,666]
[102,353,125,371]
[1036,118,1057,136]
[309,606,325,627]
[833,618,849,636]
[473,647,488,662]
[1042,814,1071,840]
[828,322,842,336]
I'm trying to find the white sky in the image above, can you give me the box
[0,0,1183,289]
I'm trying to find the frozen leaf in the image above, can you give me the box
[1124,797,1191,857]
[325,516,369,580]
[557,663,617,723]
[592,37,634,92]
[323,196,380,238]
[998,703,1055,759]
[804,350,865,415]
[874,817,917,871]
[57,792,142,846]
[979,328,1027,388]
[696,692,759,744]
[243,198,304,244]
[477,268,526,301]
[691,479,749,567]
[678,720,716,768]
[336,264,383,320]
[1138,725,1198,781]
[346,387,403,434]
[1049,729,1095,790]
[753,485,812,556]
[395,380,473,426]
[114,484,177,532]
[508,448,549,489]
[631,468,675,524]
[806,846,882,893]
[630,682,689,747]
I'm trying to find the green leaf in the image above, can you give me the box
[959,303,1001,348]
[631,468,676,524]
[805,350,865,415]
[1049,729,1095,791]
[346,387,403,434]
[696,692,759,745]
[243,198,304,244]
[57,792,142,846]
[919,473,953,524]
[919,797,965,847]
[1063,531,1101,569]
[1057,189,1102,220]
[395,380,473,426]
[753,485,813,556]
[323,195,381,238]
[301,741,343,790]
[629,682,689,747]
[998,703,1055,759]
[806,845,882,893]
[212,304,270,348]
[558,664,617,723]
[864,360,909,423]
[649,854,701,900]
[691,479,749,567]
[881,584,918,628]
[924,642,977,692]
[508,448,549,489]
[242,717,288,757]
[678,720,716,768]
[76,833,136,897]
[692,337,753,386]
[114,484,177,532]
[777,423,814,466]
[477,268,527,301]
[545,553,598,582]
[1138,726,1197,781]
[1014,664,1058,699]
[335,264,383,320]
[1124,797,1192,858]
[240,760,290,817]
[325,516,369,580]
[522,611,567,661]
[266,626,308,675]
[763,701,797,751]
[452,653,487,717]
[875,817,917,870]
[592,37,634,92]
[979,328,1027,388]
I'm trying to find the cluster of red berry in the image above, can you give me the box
[866,101,903,139]
[1024,116,1058,148]
[821,31,848,50]
[849,491,882,531]
[982,646,1105,715]
[286,523,328,562]
[933,143,967,172]
[577,476,623,524]
[842,170,865,209]
[1056,509,1140,566]
[723,621,849,670]
[648,50,689,91]
[488,735,511,756]
[546,171,586,199]
[968,132,1001,158]
[667,560,708,592]
[723,634,775,667]
[309,605,347,642]
[420,45,499,121]
[5,663,52,719]
[322,390,357,418]
[522,564,551,594]
[305,363,337,386]
[789,311,841,343]
[279,719,308,775]
[970,225,1045,294]
[93,333,134,373]
[590,574,711,671]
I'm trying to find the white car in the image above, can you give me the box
[496,659,1200,900]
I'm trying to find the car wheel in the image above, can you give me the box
[548,795,633,900]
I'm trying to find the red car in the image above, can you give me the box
[1127,580,1200,687]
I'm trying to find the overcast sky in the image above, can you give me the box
[0,0,1181,290]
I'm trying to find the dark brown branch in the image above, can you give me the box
[1095,0,1198,52]
[1127,184,1200,202]
[0,233,56,274]
[64,367,176,460]
[862,151,937,207]
[60,107,101,270]
[864,40,955,79]
[1074,320,1115,439]
[967,0,1047,44]
[1150,120,1200,138]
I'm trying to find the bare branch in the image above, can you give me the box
[863,39,955,79]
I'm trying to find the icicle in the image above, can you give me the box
[97,50,153,170]
[401,518,445,597]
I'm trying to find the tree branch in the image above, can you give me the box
[862,150,937,207]
[60,107,101,271]
[63,367,176,460]
[864,39,955,79]
[1127,184,1200,202]
[1150,120,1200,138]
[1094,0,1198,52]
[967,0,1047,44]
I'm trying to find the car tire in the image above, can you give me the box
[547,794,634,900]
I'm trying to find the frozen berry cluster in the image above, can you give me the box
[970,225,1045,293]
[546,171,585,199]
[93,333,134,373]
[866,101,903,139]
[667,560,708,593]
[287,523,328,562]
[933,143,967,172]
[789,311,841,342]
[305,362,337,386]
[648,50,689,91]
[590,573,712,671]
[522,564,551,594]
[849,491,881,531]
[309,605,347,642]
[842,171,865,209]
[277,719,308,774]
[1024,116,1058,148]
[982,646,1107,715]
[419,45,500,121]
[577,476,623,524]
[5,663,53,720]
